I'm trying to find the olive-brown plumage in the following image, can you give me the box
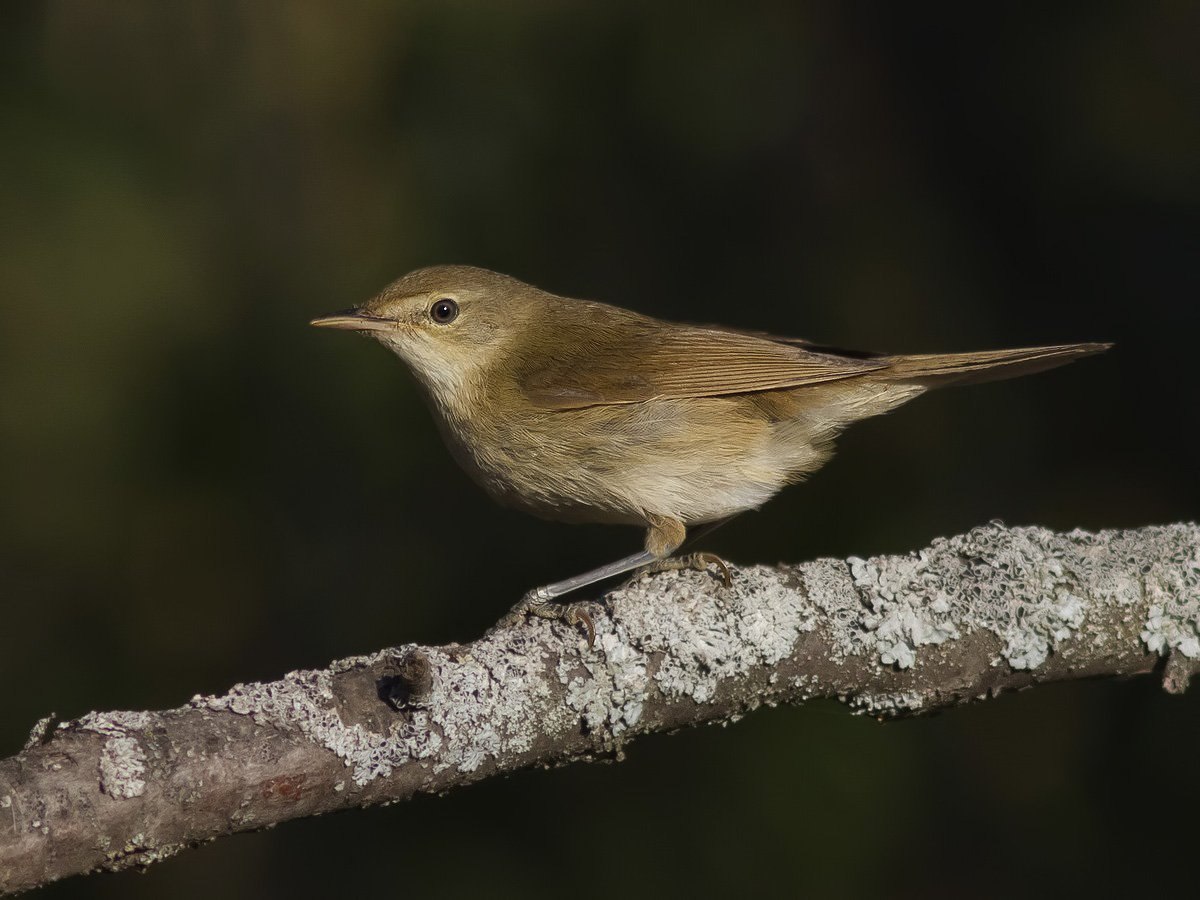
[313,265,1109,631]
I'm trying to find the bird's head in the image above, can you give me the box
[311,265,548,404]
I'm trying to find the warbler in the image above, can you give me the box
[313,265,1108,640]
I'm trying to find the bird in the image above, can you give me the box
[312,265,1109,641]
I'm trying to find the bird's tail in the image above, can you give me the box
[876,342,1112,387]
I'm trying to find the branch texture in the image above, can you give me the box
[2,523,1198,893]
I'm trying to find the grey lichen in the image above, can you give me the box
[559,627,648,737]
[99,736,147,799]
[22,714,56,751]
[849,690,928,716]
[199,651,428,786]
[611,566,818,703]
[104,832,185,871]
[198,637,562,785]
[76,710,153,800]
[556,562,827,735]
[1140,535,1200,659]
[423,634,555,773]
[825,525,1162,671]
[75,710,154,736]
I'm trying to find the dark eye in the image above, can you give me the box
[430,298,459,324]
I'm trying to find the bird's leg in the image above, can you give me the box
[495,515,686,644]
[634,516,734,587]
[495,515,731,645]
[495,549,658,646]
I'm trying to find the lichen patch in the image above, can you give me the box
[1140,534,1200,659]
[99,736,147,799]
[198,636,559,785]
[610,566,816,703]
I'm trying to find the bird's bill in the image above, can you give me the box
[309,308,395,332]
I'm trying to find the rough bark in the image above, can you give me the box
[2,522,1198,894]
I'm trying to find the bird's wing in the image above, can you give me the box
[518,321,888,410]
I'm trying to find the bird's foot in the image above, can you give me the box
[492,588,596,648]
[640,551,733,588]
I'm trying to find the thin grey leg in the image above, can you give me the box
[527,550,657,602]
[493,550,658,644]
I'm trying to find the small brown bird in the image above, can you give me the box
[313,265,1108,638]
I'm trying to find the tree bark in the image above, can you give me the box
[2,522,1198,894]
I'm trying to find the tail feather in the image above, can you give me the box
[878,342,1112,387]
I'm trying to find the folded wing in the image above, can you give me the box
[518,320,888,410]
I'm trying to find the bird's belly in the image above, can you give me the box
[606,462,781,524]
[442,397,800,526]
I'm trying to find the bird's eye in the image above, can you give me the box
[430,298,459,324]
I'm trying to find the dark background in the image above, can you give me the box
[2,2,1198,897]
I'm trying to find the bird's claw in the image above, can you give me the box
[493,590,596,648]
[640,551,734,588]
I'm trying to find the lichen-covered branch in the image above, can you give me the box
[2,523,1198,894]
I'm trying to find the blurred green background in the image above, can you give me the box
[2,2,1198,897]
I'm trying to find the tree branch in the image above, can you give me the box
[2,522,1198,894]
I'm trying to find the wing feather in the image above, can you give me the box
[518,315,887,410]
